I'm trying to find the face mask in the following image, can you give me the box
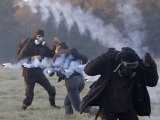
[35,37,45,45]
[41,41,46,46]
[34,39,40,45]
[38,37,44,42]
[114,60,138,79]
[118,66,136,79]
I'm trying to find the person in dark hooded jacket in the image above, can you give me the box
[80,47,159,120]
[18,29,60,110]
[52,37,97,115]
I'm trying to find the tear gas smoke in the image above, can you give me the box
[15,0,147,55]
[116,0,146,55]
[45,54,85,78]
[2,58,52,69]
[2,59,28,69]
[22,57,52,69]
[2,63,21,69]
[3,55,85,79]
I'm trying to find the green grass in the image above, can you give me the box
[0,67,96,120]
[0,66,159,120]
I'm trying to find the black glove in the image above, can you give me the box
[49,71,55,77]
[58,76,64,82]
[57,71,66,82]
[143,53,154,67]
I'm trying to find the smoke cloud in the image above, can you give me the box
[15,0,147,55]
[2,63,21,69]
[116,0,146,54]
[46,54,85,78]
[3,55,85,78]
[2,59,28,69]
[2,58,52,69]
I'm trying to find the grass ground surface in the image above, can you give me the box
[0,65,159,120]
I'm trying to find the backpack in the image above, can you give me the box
[17,38,30,60]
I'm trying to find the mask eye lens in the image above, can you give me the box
[122,61,139,69]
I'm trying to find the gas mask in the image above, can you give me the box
[34,39,40,45]
[114,60,139,79]
[34,36,45,45]
[118,66,136,79]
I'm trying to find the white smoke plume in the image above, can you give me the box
[45,54,85,78]
[15,0,146,55]
[116,0,146,55]
[22,57,52,69]
[2,59,28,69]
[3,54,84,78]
[2,63,22,69]
[2,58,52,69]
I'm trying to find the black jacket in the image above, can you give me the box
[80,49,158,116]
[18,38,54,76]
[18,38,54,60]
[66,48,88,64]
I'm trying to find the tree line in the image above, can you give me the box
[0,0,160,62]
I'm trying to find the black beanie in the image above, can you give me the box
[35,29,44,37]
[116,47,139,63]
[121,52,139,62]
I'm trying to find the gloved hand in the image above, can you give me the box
[43,68,55,77]
[57,71,66,82]
[142,53,154,67]
[47,67,56,76]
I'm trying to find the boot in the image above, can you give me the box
[21,104,27,111]
[49,96,61,109]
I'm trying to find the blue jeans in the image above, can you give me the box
[64,74,85,114]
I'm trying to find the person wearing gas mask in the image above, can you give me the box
[18,29,60,110]
[80,47,159,120]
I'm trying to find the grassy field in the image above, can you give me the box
[0,66,159,120]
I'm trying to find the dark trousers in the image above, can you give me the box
[64,74,85,114]
[23,68,56,106]
[101,109,139,120]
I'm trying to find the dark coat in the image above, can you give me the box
[80,49,158,116]
[18,38,54,76]
[66,48,88,64]
[18,38,54,60]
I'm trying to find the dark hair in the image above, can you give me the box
[35,29,44,37]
